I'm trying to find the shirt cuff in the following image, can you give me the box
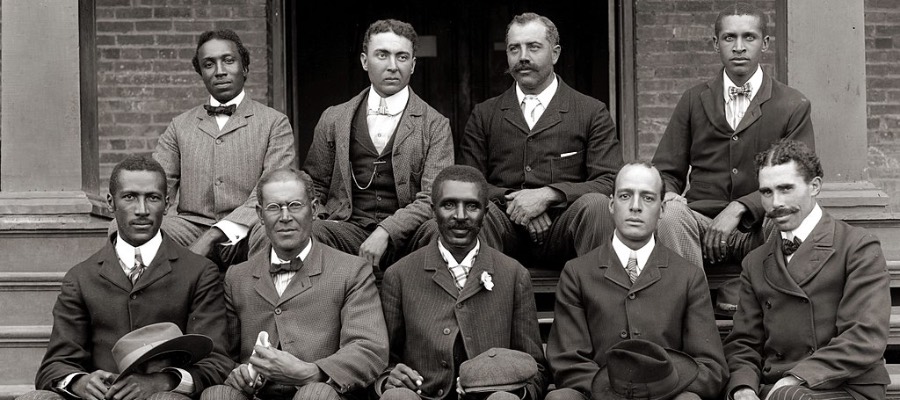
[214,220,249,246]
[162,367,195,395]
[57,372,87,398]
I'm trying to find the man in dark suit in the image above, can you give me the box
[201,168,388,400]
[154,29,296,267]
[724,140,890,400]
[458,12,623,266]
[652,3,814,268]
[303,19,453,270]
[22,155,231,400]
[546,162,727,400]
[378,165,548,400]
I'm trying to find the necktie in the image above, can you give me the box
[521,95,543,129]
[270,257,303,275]
[625,251,639,284]
[376,97,389,115]
[782,236,802,256]
[129,248,146,286]
[203,104,236,116]
[728,83,752,100]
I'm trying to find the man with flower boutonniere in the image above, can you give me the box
[377,165,548,400]
[545,162,727,400]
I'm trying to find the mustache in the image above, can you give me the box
[447,221,474,230]
[506,61,533,75]
[766,206,799,219]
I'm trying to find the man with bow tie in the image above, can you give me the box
[723,140,890,400]
[153,29,296,269]
[202,168,388,400]
[652,3,815,268]
[303,19,453,270]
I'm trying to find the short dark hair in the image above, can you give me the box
[192,29,251,75]
[362,19,419,56]
[714,3,768,38]
[256,167,315,205]
[754,139,823,183]
[109,155,167,196]
[431,165,489,207]
[506,12,560,47]
[614,161,666,200]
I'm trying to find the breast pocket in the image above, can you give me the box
[550,152,584,183]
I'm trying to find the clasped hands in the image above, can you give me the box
[71,369,176,400]
[505,187,562,245]
[226,345,324,395]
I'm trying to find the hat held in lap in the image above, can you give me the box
[459,348,538,393]
[593,339,700,400]
[111,322,213,382]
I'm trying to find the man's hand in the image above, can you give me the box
[732,387,760,400]
[189,227,227,258]
[703,201,746,263]
[72,370,117,400]
[384,363,424,393]
[104,372,177,400]
[224,364,259,396]
[505,187,563,226]
[764,376,804,400]
[250,345,323,387]
[526,213,552,244]
[359,227,391,271]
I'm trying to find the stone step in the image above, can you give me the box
[0,273,63,326]
[0,385,35,400]
[0,326,51,385]
[0,226,107,273]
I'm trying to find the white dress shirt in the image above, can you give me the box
[516,75,558,129]
[723,65,763,130]
[611,232,656,276]
[366,86,409,154]
[269,239,313,296]
[207,90,250,245]
[437,239,481,290]
[781,203,822,263]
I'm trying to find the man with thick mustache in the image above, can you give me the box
[724,140,890,400]
[153,29,296,268]
[458,12,622,267]
[652,3,814,269]
[202,168,388,400]
[304,19,453,270]
[545,162,726,400]
[377,165,548,400]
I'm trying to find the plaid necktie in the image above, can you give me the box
[728,83,752,100]
[129,248,146,286]
[624,251,639,284]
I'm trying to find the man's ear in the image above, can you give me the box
[712,36,720,53]
[107,193,116,213]
[256,203,264,223]
[761,35,770,52]
[360,53,368,71]
[809,176,823,197]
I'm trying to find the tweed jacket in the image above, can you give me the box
[35,234,232,395]
[547,242,727,399]
[224,240,388,394]
[652,69,814,227]
[303,88,453,247]
[724,211,890,396]
[154,97,296,228]
[379,243,549,400]
[459,77,622,203]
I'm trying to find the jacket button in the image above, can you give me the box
[620,330,628,338]
[808,347,815,355]
[438,390,444,396]
[456,304,463,309]
[732,135,738,141]
[765,301,771,309]
[525,166,532,172]
[130,294,137,300]
[274,308,282,315]
[628,293,636,300]
[440,360,449,368]
[801,299,809,303]
[732,168,739,174]
[216,139,222,144]
[764,366,771,373]
[442,328,451,335]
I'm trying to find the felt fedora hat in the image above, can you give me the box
[592,339,699,400]
[111,322,213,382]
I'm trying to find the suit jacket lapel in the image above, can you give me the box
[217,98,252,138]
[457,248,495,304]
[734,72,773,134]
[424,244,460,300]
[252,248,281,307]
[499,86,531,136]
[196,107,220,139]
[629,246,664,293]
[764,239,807,297]
[701,72,735,134]
[790,214,836,287]
[391,89,424,150]
[276,242,321,306]
[528,77,566,136]
[600,245,632,291]
[98,241,133,293]
[131,236,175,292]
[337,89,368,199]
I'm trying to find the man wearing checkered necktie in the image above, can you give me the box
[652,3,815,270]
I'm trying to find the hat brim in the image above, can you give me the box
[464,382,528,394]
[714,307,736,319]
[114,334,213,382]
[592,348,700,400]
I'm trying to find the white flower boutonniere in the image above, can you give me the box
[481,271,493,291]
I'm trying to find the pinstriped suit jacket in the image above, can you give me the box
[379,243,549,400]
[224,240,388,394]
[154,97,297,228]
[303,88,453,247]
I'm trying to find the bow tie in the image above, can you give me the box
[204,104,236,117]
[270,257,303,275]
[782,236,802,256]
[729,83,752,100]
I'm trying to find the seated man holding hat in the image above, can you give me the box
[111,323,215,386]
[377,165,548,400]
[545,162,727,400]
[20,155,232,400]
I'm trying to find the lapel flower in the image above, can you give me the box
[480,271,493,291]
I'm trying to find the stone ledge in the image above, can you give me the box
[0,191,112,230]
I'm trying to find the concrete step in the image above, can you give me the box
[0,273,63,326]
[0,385,35,400]
[0,227,107,273]
[0,326,51,385]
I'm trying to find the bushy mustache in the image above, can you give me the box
[766,206,799,219]
[506,60,533,75]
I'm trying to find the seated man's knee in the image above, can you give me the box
[570,193,609,216]
[293,382,340,400]
[544,388,588,400]
[485,391,522,400]
[15,390,65,400]
[146,392,192,400]
[379,387,421,400]
[200,384,250,400]
[671,392,701,400]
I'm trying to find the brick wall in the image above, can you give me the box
[865,0,900,210]
[95,0,269,193]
